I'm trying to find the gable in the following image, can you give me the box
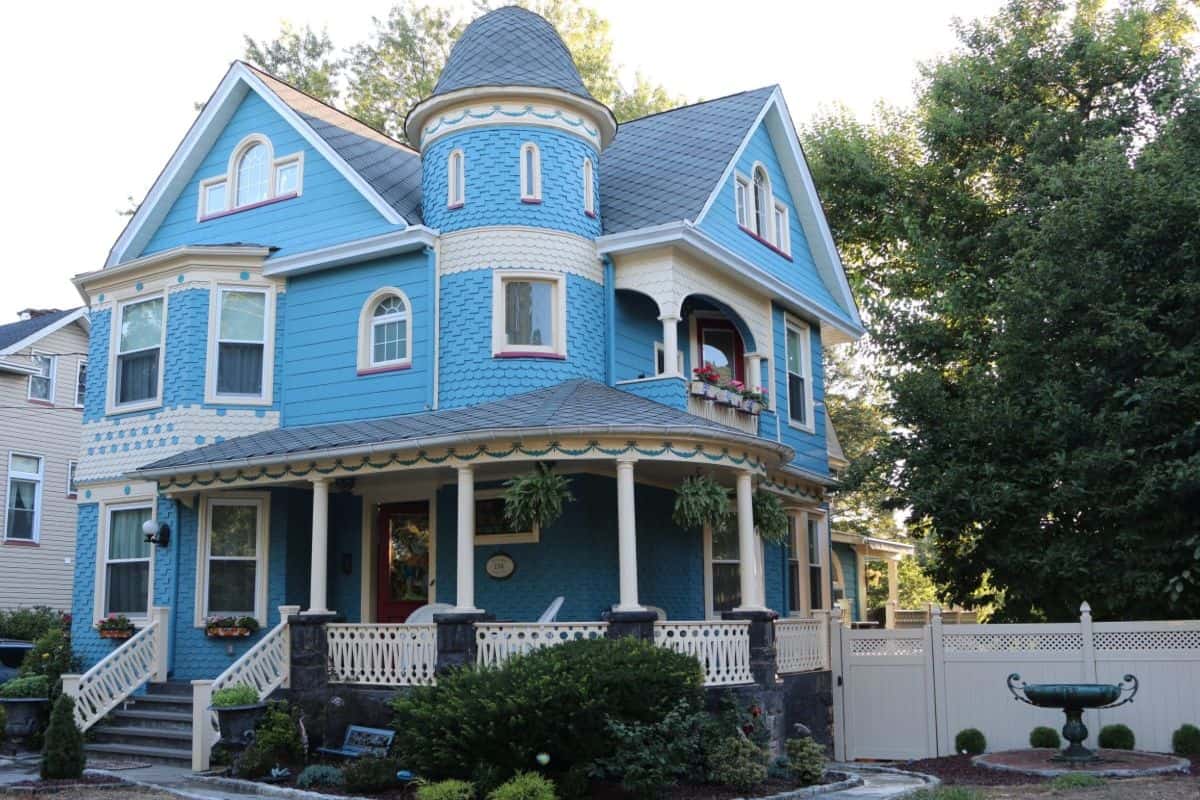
[138,92,399,261]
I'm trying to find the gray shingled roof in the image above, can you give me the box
[432,6,593,101]
[137,379,789,474]
[602,87,774,234]
[0,309,80,352]
[250,66,424,224]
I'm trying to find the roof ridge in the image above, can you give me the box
[619,85,776,127]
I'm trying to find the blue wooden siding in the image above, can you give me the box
[770,303,828,475]
[697,122,853,328]
[138,91,399,262]
[613,290,661,381]
[281,251,433,426]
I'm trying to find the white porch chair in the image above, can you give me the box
[645,605,667,621]
[404,602,455,625]
[537,596,565,623]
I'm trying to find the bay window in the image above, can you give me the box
[198,496,268,624]
[207,286,274,403]
[102,504,153,616]
[5,454,42,541]
[114,296,164,409]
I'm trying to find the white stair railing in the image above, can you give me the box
[191,605,299,772]
[61,606,170,731]
[653,620,754,687]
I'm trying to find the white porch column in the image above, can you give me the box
[734,470,767,612]
[455,465,480,613]
[885,558,900,629]
[659,315,681,377]
[746,354,764,392]
[614,458,644,611]
[304,478,332,615]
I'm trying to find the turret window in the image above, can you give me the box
[492,271,565,358]
[358,288,413,374]
[582,158,595,216]
[448,149,465,208]
[198,134,304,219]
[520,142,542,202]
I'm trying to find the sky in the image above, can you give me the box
[0,0,1012,319]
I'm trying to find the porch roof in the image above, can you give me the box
[133,379,795,478]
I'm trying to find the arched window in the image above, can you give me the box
[236,143,271,207]
[520,142,542,202]
[582,158,595,215]
[752,165,771,239]
[448,149,465,207]
[358,289,412,373]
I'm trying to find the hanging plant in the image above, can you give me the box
[503,463,574,531]
[672,475,731,531]
[752,490,790,544]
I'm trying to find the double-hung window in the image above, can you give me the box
[75,361,87,408]
[772,201,790,254]
[115,296,164,409]
[785,320,813,429]
[5,454,42,541]
[371,295,409,366]
[28,354,55,403]
[199,497,268,624]
[493,272,564,357]
[103,504,153,616]
[806,514,825,612]
[212,288,268,399]
[709,519,740,616]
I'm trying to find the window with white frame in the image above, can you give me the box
[788,514,802,613]
[493,272,564,356]
[709,519,740,615]
[447,149,465,207]
[114,296,164,408]
[102,504,153,616]
[27,354,55,402]
[582,158,595,215]
[5,454,42,541]
[772,200,790,254]
[66,460,78,499]
[806,513,825,611]
[735,174,751,228]
[211,287,268,399]
[199,497,268,623]
[752,166,771,238]
[520,142,542,201]
[75,361,87,408]
[198,135,303,218]
[784,319,813,428]
[357,288,413,372]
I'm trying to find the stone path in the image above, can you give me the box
[824,765,933,798]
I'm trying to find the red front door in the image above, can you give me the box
[696,318,745,384]
[376,502,432,623]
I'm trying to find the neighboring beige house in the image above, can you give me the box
[0,307,89,611]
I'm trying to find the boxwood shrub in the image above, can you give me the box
[1029,726,1061,749]
[955,728,987,755]
[1098,724,1135,750]
[1172,724,1200,756]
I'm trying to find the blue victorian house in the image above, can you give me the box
[64,6,863,768]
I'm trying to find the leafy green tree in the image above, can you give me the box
[806,0,1200,621]
[244,22,344,104]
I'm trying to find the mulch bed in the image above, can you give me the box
[903,754,1049,786]
[3,775,124,793]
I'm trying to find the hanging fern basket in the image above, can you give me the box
[672,475,731,531]
[752,489,790,544]
[502,463,574,531]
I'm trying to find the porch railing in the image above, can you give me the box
[775,618,828,674]
[61,606,170,731]
[476,622,609,667]
[327,623,438,686]
[191,605,299,772]
[686,395,760,435]
[653,621,754,687]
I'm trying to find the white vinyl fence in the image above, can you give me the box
[833,604,1200,760]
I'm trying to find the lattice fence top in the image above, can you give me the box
[942,632,1083,653]
[1094,629,1200,652]
[850,636,925,656]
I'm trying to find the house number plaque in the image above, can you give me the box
[485,552,516,580]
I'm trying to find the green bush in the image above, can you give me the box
[1098,724,1135,750]
[1029,726,1061,749]
[0,607,65,642]
[40,695,84,779]
[706,737,767,791]
[954,728,987,755]
[391,637,703,784]
[589,700,702,797]
[785,737,825,786]
[233,702,304,779]
[1050,773,1105,790]
[211,684,260,707]
[343,756,401,793]
[1172,723,1200,756]
[0,674,50,698]
[20,627,75,701]
[488,772,556,800]
[417,779,477,800]
[297,764,344,789]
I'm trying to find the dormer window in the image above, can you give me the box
[198,135,304,220]
[582,158,595,216]
[448,149,465,208]
[520,142,542,202]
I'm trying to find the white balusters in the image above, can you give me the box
[475,622,608,667]
[326,624,438,686]
[775,618,827,673]
[653,621,754,686]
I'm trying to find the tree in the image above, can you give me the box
[244,22,344,104]
[806,0,1200,621]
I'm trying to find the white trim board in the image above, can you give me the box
[0,308,90,357]
[106,62,407,269]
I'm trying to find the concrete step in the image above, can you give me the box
[84,741,191,768]
[91,724,192,744]
[109,708,193,728]
[144,681,192,698]
[123,694,192,714]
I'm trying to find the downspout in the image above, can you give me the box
[603,256,615,386]
[429,244,440,410]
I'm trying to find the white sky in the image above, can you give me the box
[0,0,1009,319]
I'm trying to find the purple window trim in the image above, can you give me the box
[520,198,543,205]
[493,351,566,360]
[200,192,299,222]
[357,363,413,376]
[584,210,597,218]
[737,224,794,261]
[447,202,465,210]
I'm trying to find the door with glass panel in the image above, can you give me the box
[376,502,432,623]
[105,505,153,617]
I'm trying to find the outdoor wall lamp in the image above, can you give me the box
[142,519,171,548]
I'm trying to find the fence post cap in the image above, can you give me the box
[1080,601,1092,615]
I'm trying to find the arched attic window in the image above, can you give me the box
[236,143,271,207]
[199,134,303,218]
[752,165,771,239]
[520,142,542,202]
[358,289,413,373]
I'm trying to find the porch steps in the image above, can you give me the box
[85,681,193,768]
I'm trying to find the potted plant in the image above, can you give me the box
[210,683,266,747]
[691,363,720,398]
[95,614,135,640]
[503,463,574,531]
[741,387,767,415]
[0,674,50,741]
[672,475,731,531]
[752,490,789,544]
[205,616,260,638]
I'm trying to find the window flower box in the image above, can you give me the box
[95,614,136,640]
[690,380,716,399]
[204,616,260,639]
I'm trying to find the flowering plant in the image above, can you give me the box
[204,615,260,634]
[692,363,721,385]
[95,614,134,632]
